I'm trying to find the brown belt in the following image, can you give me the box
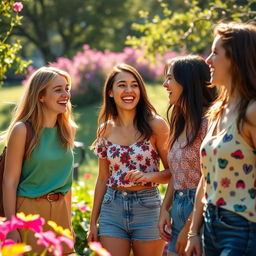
[37,192,62,202]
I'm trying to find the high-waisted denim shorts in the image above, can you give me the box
[203,204,256,256]
[99,187,162,241]
[167,188,196,253]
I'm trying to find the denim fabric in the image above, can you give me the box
[203,204,256,256]
[167,188,196,253]
[99,187,162,241]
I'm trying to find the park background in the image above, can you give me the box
[1,0,255,255]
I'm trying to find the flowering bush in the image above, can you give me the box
[0,0,31,85]
[72,181,94,255]
[23,46,178,106]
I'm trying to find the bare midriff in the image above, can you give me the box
[110,185,154,191]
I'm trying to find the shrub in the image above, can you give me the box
[23,46,178,106]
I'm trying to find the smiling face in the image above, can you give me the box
[39,74,70,115]
[108,71,140,111]
[162,67,183,105]
[206,35,232,89]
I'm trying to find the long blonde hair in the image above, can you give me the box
[2,66,76,158]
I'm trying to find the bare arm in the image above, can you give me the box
[158,176,174,241]
[185,176,205,256]
[3,122,26,220]
[87,158,109,242]
[125,116,171,184]
[3,122,27,242]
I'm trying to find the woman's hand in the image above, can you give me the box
[175,224,190,256]
[185,236,202,256]
[87,224,98,242]
[124,170,151,183]
[158,209,172,242]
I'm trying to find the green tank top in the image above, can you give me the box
[17,126,74,197]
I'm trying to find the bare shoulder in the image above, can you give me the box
[246,100,256,126]
[98,120,115,137]
[7,122,27,146]
[149,115,169,133]
[10,122,27,137]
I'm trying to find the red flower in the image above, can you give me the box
[101,151,107,158]
[120,152,131,164]
[110,146,116,152]
[136,154,143,161]
[13,2,23,12]
[139,164,147,172]
[141,145,149,151]
[145,158,151,166]
[114,164,119,172]
[151,150,158,160]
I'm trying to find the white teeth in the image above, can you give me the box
[123,96,134,100]
[58,101,67,104]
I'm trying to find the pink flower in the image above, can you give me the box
[0,220,12,242]
[12,212,45,233]
[35,231,62,256]
[74,204,90,212]
[89,241,111,256]
[13,2,23,12]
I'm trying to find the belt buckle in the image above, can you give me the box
[47,192,55,202]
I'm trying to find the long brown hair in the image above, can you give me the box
[166,55,217,148]
[97,63,157,140]
[207,22,256,129]
[2,66,76,158]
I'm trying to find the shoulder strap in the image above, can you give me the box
[24,121,34,155]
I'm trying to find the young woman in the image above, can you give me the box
[186,22,256,256]
[158,56,217,256]
[2,66,76,254]
[87,64,170,256]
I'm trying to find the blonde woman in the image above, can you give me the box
[2,67,76,254]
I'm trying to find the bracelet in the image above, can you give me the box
[187,231,199,239]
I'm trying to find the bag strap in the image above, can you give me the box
[24,121,33,156]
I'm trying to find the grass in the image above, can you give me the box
[0,83,168,186]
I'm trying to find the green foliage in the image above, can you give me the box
[15,0,165,62]
[127,0,256,59]
[0,0,31,85]
[72,181,93,255]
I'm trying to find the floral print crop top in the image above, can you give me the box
[93,137,160,188]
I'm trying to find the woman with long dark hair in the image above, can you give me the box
[88,64,170,256]
[158,55,217,256]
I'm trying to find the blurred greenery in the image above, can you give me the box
[12,0,171,63]
[0,0,31,85]
[127,0,256,60]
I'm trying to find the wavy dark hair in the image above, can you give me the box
[97,63,157,140]
[208,22,256,131]
[166,55,217,148]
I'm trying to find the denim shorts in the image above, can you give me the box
[98,187,162,241]
[167,188,196,253]
[203,204,256,256]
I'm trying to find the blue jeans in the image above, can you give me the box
[167,188,196,253]
[203,204,256,256]
[99,187,162,241]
